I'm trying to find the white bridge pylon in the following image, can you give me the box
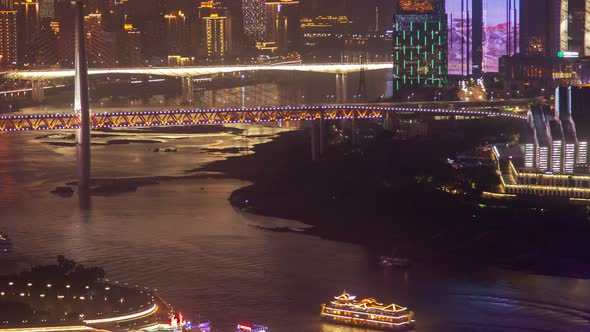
[4,63,393,81]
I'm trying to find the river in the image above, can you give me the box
[1,123,589,332]
[1,73,590,332]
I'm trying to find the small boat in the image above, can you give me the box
[0,233,13,256]
[321,291,415,330]
[378,256,411,268]
[183,320,212,332]
[235,323,269,332]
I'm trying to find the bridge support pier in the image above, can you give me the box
[319,113,325,156]
[310,116,326,161]
[352,112,358,151]
[311,121,319,161]
[212,89,218,107]
[182,77,194,104]
[74,0,91,200]
[31,80,45,104]
[335,73,347,103]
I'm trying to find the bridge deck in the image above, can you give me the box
[3,63,393,80]
[0,105,526,132]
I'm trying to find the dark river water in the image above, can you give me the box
[1,125,590,332]
[1,72,590,332]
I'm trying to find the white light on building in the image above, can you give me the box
[551,140,563,173]
[525,143,535,168]
[565,143,575,173]
[578,141,588,164]
[539,146,549,172]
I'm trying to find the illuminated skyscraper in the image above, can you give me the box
[84,13,105,64]
[265,0,299,53]
[84,13,119,66]
[525,87,588,174]
[165,10,196,57]
[521,0,590,57]
[393,0,447,91]
[447,0,518,74]
[242,0,266,44]
[564,0,590,56]
[16,0,40,66]
[203,14,231,57]
[199,1,231,58]
[39,0,54,18]
[122,22,143,66]
[0,10,17,65]
[0,0,13,9]
[559,0,568,52]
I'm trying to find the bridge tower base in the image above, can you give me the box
[319,113,325,156]
[311,122,318,161]
[310,119,327,161]
[352,112,358,151]
[31,80,45,104]
[335,73,347,103]
[182,77,194,104]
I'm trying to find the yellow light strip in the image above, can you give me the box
[330,300,406,313]
[321,312,412,326]
[324,307,409,319]
[83,304,157,324]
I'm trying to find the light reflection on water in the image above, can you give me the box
[0,124,589,332]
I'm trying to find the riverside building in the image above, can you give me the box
[497,86,590,199]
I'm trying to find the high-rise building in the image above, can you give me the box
[32,19,60,67]
[525,87,588,174]
[164,10,196,57]
[521,0,590,57]
[85,0,109,14]
[392,0,448,91]
[265,0,299,53]
[199,1,231,58]
[447,0,518,75]
[0,10,17,65]
[84,13,119,67]
[562,0,590,56]
[0,0,13,10]
[15,0,40,66]
[39,0,53,18]
[520,0,552,56]
[242,0,265,45]
[122,22,143,66]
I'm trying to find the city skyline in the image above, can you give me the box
[2,1,590,332]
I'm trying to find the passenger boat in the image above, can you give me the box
[235,323,269,332]
[320,291,415,330]
[0,233,13,256]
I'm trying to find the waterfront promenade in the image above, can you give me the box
[0,258,173,332]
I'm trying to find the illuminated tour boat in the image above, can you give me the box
[235,323,270,332]
[320,291,415,330]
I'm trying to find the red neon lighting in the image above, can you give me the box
[169,312,186,328]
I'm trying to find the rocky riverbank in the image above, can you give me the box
[198,129,590,279]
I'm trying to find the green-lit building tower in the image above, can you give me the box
[392,0,448,92]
